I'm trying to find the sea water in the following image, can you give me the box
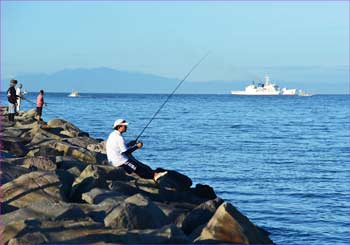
[11,93,350,244]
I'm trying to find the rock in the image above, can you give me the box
[29,124,62,140]
[28,133,54,146]
[155,202,190,224]
[2,171,64,208]
[69,165,109,202]
[87,141,106,154]
[21,156,57,171]
[32,141,97,163]
[104,194,168,229]
[48,118,89,137]
[191,183,217,200]
[194,202,273,244]
[179,197,223,235]
[21,109,37,118]
[155,168,192,191]
[70,146,98,164]
[109,180,141,196]
[38,144,64,157]
[1,128,28,138]
[67,166,82,177]
[2,137,29,156]
[7,223,190,244]
[55,156,86,171]
[0,161,31,185]
[82,188,125,205]
[13,120,39,130]
[8,232,48,245]
[63,137,99,149]
[0,220,28,244]
[1,201,85,226]
[55,169,77,200]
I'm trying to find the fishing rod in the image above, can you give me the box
[22,97,56,114]
[135,52,210,141]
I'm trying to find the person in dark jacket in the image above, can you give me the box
[7,79,18,122]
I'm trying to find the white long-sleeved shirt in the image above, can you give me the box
[106,130,129,167]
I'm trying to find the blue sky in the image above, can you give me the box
[1,1,349,91]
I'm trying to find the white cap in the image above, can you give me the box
[113,119,129,128]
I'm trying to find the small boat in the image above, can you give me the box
[23,89,28,95]
[68,91,79,97]
[298,90,313,97]
[281,88,296,96]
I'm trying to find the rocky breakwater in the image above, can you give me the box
[0,107,274,244]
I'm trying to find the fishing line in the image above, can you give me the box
[22,97,57,114]
[135,52,210,141]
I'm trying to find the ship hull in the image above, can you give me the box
[231,91,280,96]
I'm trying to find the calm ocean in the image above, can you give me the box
[6,93,350,244]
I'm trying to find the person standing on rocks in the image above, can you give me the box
[36,90,45,121]
[7,79,18,122]
[106,119,167,182]
[16,83,23,112]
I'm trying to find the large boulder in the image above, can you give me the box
[7,223,190,244]
[194,202,273,244]
[87,141,106,154]
[4,218,99,245]
[104,194,168,230]
[63,137,100,149]
[55,156,86,171]
[47,118,89,137]
[82,188,126,205]
[190,184,217,200]
[178,198,223,235]
[155,168,192,191]
[2,171,64,208]
[21,108,37,118]
[54,141,97,164]
[29,124,62,141]
[20,156,57,171]
[70,165,128,202]
[1,200,85,226]
[1,137,29,156]
[0,161,31,185]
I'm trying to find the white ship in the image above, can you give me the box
[68,91,79,97]
[231,76,281,95]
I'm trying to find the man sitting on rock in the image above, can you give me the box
[106,118,167,182]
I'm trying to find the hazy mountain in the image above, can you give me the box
[1,67,348,94]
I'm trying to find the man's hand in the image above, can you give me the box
[127,140,137,147]
[136,141,143,149]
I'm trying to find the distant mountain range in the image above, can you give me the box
[1,67,348,94]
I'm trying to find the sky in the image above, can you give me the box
[1,1,349,92]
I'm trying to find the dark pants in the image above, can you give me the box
[122,155,154,179]
[8,114,15,122]
[36,107,43,117]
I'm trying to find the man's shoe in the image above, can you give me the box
[154,171,168,182]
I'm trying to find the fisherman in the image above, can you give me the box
[7,79,18,122]
[16,83,23,112]
[36,90,45,121]
[106,119,167,181]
